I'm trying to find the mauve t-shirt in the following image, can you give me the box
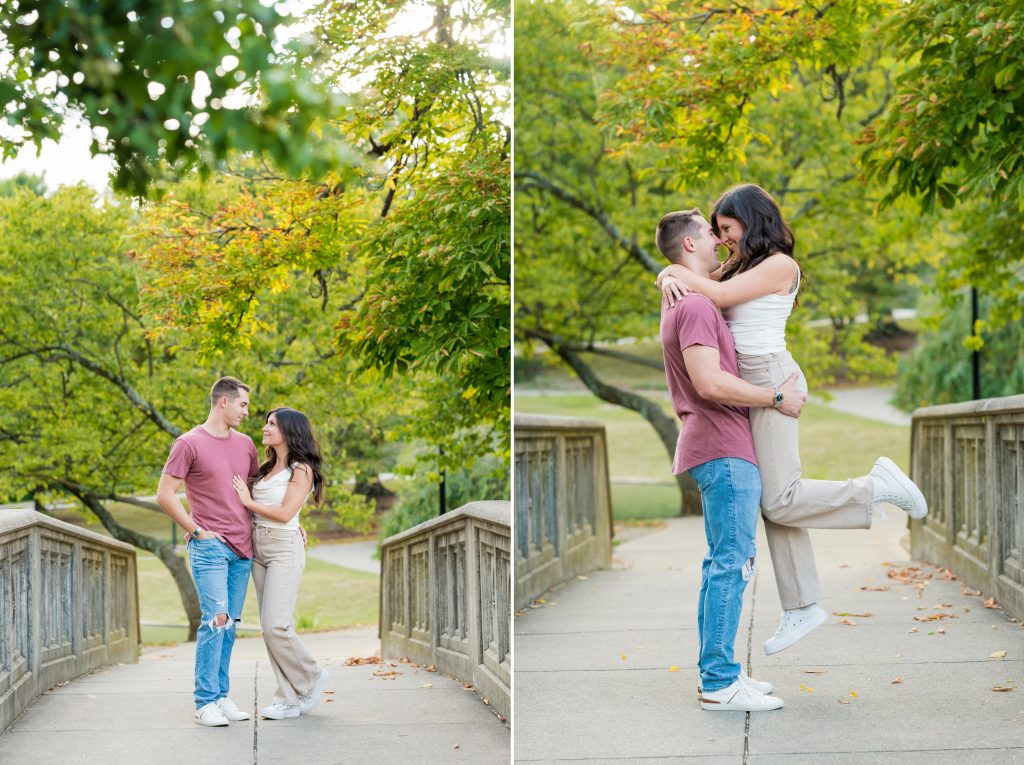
[660,294,758,474]
[162,426,261,558]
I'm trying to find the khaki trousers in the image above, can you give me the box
[251,525,321,705]
[737,351,875,610]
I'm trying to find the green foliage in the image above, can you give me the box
[894,292,1024,411]
[378,453,508,541]
[134,0,511,471]
[0,0,346,195]
[863,1,1024,211]
[515,0,908,397]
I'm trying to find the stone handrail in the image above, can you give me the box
[0,507,139,732]
[910,394,1024,620]
[380,501,510,723]
[514,414,613,609]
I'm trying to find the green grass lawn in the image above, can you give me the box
[516,391,910,520]
[137,552,379,633]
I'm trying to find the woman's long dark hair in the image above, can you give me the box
[711,184,796,282]
[258,407,325,505]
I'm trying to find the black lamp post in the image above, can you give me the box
[971,287,981,400]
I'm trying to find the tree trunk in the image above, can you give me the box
[527,328,701,515]
[60,485,201,641]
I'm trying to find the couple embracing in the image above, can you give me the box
[656,184,928,712]
[156,376,331,726]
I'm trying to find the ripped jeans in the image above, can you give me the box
[188,538,252,708]
[689,457,761,693]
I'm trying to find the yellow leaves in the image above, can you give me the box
[834,611,873,618]
[462,386,479,400]
[799,684,814,692]
[667,666,681,673]
[619,654,627,661]
[838,618,857,626]
[912,612,956,622]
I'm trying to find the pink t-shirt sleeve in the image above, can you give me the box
[163,437,195,479]
[676,297,721,352]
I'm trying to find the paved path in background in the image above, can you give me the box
[306,540,380,574]
[0,629,508,765]
[809,386,911,426]
[515,512,1023,763]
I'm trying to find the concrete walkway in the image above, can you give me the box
[306,540,380,574]
[515,512,1023,763]
[1,629,509,765]
[809,386,911,426]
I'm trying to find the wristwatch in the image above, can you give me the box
[191,527,203,540]
[772,387,784,408]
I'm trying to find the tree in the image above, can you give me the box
[514,1,912,513]
[1,0,346,195]
[0,184,412,638]
[135,0,511,472]
[861,0,1024,374]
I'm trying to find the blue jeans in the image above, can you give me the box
[689,458,761,693]
[188,538,252,708]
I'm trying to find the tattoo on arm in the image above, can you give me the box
[789,273,799,294]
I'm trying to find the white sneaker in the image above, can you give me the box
[763,604,827,655]
[697,670,774,696]
[194,702,230,727]
[701,680,784,711]
[299,668,330,714]
[871,457,928,519]
[216,696,250,721]
[261,702,300,720]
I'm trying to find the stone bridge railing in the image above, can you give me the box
[0,507,139,731]
[380,501,510,723]
[911,394,1024,620]
[514,415,613,609]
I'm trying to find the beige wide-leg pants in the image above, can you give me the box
[737,351,875,610]
[251,525,321,705]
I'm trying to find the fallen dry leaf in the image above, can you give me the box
[913,612,956,622]
[984,597,1000,609]
[888,566,932,584]
[803,669,827,674]
[838,699,851,705]
[667,666,681,672]
[937,567,957,581]
[834,611,873,618]
[799,684,814,692]
[859,585,890,592]
[989,651,1008,659]
[619,654,627,660]
[345,656,386,665]
[933,603,953,608]
[839,618,857,626]
[891,677,902,684]
[325,698,334,703]
[990,686,1015,692]
[907,627,919,634]
[421,683,433,688]
[937,627,946,634]
[849,691,858,698]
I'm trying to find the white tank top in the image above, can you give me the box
[252,465,303,530]
[722,269,799,355]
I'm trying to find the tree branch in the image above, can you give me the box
[515,171,663,273]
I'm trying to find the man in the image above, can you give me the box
[656,209,805,711]
[157,376,261,727]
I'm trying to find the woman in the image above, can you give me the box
[658,183,927,655]
[232,407,330,719]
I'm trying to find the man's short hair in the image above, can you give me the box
[210,376,250,407]
[655,208,705,263]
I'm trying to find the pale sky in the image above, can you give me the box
[0,1,508,193]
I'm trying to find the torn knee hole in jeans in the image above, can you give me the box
[742,555,756,582]
[205,612,234,632]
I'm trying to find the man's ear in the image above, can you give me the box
[681,235,694,253]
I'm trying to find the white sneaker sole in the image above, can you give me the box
[763,606,828,655]
[875,457,928,519]
[700,697,784,711]
[194,715,229,727]
[261,708,300,720]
